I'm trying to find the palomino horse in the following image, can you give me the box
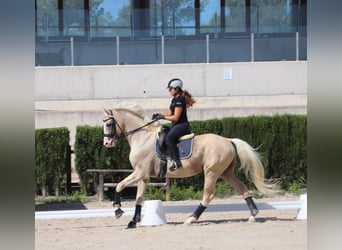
[102,105,278,228]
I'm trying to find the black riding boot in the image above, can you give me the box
[168,143,182,172]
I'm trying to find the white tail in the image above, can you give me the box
[231,138,279,197]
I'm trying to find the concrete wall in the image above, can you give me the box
[35,61,306,100]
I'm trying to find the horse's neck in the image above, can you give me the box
[119,111,157,147]
[119,111,146,132]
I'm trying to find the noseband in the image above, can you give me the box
[103,110,122,141]
[103,109,158,141]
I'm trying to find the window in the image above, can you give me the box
[36,0,59,37]
[36,0,304,40]
[225,0,247,33]
[153,0,196,36]
[251,0,294,34]
[200,0,220,34]
[89,0,132,38]
[63,0,86,36]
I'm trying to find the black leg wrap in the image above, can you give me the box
[127,205,142,229]
[113,191,124,218]
[113,191,122,207]
[132,205,142,223]
[191,203,207,219]
[245,196,259,216]
[159,159,167,178]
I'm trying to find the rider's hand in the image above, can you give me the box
[152,113,165,120]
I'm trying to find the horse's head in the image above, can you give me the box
[102,108,121,148]
[103,104,161,148]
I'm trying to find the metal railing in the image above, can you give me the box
[36,32,306,66]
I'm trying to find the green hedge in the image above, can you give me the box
[190,115,307,190]
[35,127,71,196]
[74,125,130,193]
[74,115,307,192]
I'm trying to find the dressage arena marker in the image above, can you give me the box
[296,194,307,220]
[36,194,307,220]
[140,200,167,226]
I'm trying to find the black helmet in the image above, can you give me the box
[167,78,183,89]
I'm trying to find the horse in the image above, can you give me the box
[102,104,279,228]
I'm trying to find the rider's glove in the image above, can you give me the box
[152,113,165,120]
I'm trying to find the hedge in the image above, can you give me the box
[74,115,307,192]
[74,125,130,193]
[35,127,71,196]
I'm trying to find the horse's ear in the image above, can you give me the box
[103,108,110,116]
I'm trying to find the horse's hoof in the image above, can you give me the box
[127,220,137,229]
[248,216,256,222]
[115,208,124,218]
[184,216,197,225]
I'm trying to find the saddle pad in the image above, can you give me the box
[154,137,194,160]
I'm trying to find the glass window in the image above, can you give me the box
[157,0,195,36]
[63,0,85,36]
[251,0,294,34]
[149,0,162,36]
[89,0,132,38]
[36,0,59,38]
[225,0,246,33]
[200,0,220,34]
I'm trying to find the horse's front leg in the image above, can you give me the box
[112,171,143,219]
[127,179,148,229]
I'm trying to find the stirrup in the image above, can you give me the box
[169,160,181,172]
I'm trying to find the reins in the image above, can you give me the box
[123,119,158,137]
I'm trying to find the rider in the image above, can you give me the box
[153,78,195,172]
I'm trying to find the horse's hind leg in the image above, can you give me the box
[184,172,218,225]
[221,165,259,217]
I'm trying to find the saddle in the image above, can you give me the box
[154,126,195,160]
[154,126,195,177]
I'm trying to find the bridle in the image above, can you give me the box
[103,109,158,141]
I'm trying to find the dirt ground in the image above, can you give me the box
[35,194,307,250]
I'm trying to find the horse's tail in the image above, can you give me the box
[231,138,280,197]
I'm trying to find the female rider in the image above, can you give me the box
[153,78,195,172]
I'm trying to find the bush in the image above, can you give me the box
[74,125,131,193]
[145,186,166,201]
[35,127,70,196]
[214,181,237,198]
[169,181,203,201]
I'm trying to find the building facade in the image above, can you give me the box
[35,0,307,66]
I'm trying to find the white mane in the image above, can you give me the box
[109,101,160,127]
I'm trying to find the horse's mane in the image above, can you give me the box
[111,102,160,127]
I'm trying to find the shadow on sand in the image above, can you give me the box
[35,201,88,211]
[166,216,296,226]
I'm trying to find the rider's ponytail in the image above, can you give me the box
[183,90,196,108]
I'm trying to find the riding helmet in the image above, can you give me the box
[167,78,183,89]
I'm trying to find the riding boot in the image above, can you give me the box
[169,159,182,172]
[168,143,182,172]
